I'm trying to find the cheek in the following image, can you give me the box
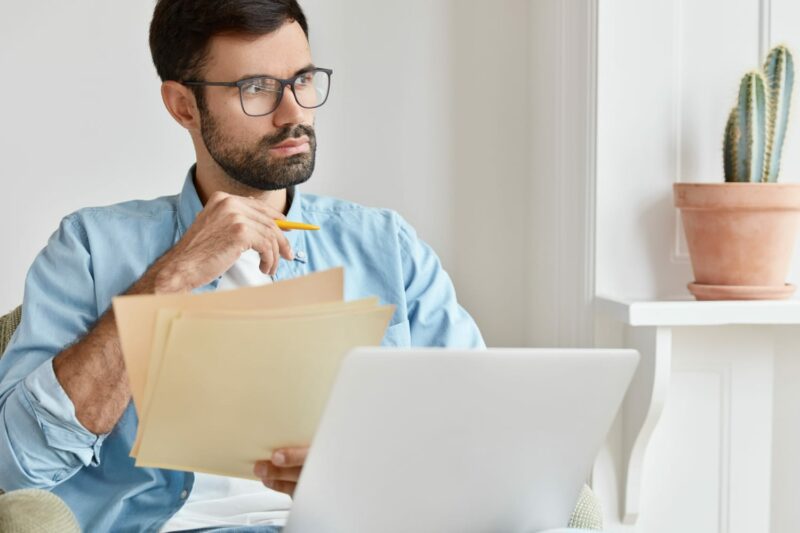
[207,90,245,119]
[211,105,278,143]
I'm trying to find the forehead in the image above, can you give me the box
[203,20,312,79]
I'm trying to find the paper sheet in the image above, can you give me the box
[133,304,394,479]
[113,268,344,414]
[129,298,382,457]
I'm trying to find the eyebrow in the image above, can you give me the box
[238,63,316,81]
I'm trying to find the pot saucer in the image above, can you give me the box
[688,282,796,301]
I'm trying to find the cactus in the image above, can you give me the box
[723,46,794,183]
[724,72,766,182]
[762,45,794,182]
[723,108,739,181]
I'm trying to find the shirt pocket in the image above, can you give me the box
[381,320,411,347]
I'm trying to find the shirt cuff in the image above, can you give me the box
[22,358,108,466]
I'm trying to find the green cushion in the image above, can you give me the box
[569,484,603,529]
[0,306,22,358]
[0,489,80,533]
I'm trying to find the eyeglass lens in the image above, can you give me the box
[239,70,330,116]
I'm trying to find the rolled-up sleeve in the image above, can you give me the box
[396,214,486,349]
[0,215,106,491]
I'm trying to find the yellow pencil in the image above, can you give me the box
[276,220,320,231]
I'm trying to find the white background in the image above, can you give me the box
[0,0,536,346]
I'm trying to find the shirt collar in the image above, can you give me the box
[176,165,204,238]
[283,184,306,259]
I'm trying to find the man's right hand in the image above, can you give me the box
[153,191,293,292]
[54,190,293,434]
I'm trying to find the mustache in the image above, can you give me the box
[261,124,316,149]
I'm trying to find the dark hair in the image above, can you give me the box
[149,0,309,83]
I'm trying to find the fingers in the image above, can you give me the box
[277,234,294,260]
[243,220,290,276]
[265,479,296,496]
[173,191,296,289]
[252,448,308,495]
[252,447,308,474]
[253,461,302,483]
[272,446,308,467]
[211,193,294,275]
[239,203,293,268]
[258,235,290,276]
[272,239,280,275]
[250,234,278,276]
[253,459,302,496]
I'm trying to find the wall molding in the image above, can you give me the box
[760,0,772,60]
[583,0,599,347]
[528,0,598,348]
[672,0,689,263]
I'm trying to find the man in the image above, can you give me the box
[0,0,483,531]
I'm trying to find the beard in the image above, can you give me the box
[199,108,316,192]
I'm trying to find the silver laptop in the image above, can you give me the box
[285,347,639,533]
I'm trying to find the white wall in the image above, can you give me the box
[596,0,800,301]
[594,1,800,531]
[0,1,537,347]
[450,1,533,346]
[771,326,800,532]
[528,0,597,348]
[0,1,193,310]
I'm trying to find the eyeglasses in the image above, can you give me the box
[182,67,333,117]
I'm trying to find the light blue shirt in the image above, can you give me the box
[0,167,484,531]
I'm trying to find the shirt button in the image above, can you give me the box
[295,251,307,260]
[180,489,189,499]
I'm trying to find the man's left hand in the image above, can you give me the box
[253,446,308,497]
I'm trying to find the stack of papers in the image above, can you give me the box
[112,268,394,479]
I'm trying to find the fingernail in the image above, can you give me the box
[272,451,285,465]
[254,464,267,478]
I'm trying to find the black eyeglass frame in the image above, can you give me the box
[181,67,333,117]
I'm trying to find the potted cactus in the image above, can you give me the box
[674,45,800,300]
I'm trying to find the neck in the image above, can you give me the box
[193,157,289,215]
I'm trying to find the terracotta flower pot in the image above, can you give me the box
[674,183,800,300]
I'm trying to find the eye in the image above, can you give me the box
[242,78,280,95]
[295,72,315,86]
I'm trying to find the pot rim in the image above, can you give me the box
[674,182,800,210]
[674,182,800,188]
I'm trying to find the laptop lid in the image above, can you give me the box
[285,347,638,533]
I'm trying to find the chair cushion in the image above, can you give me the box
[0,489,80,533]
[0,306,22,358]
[568,484,603,530]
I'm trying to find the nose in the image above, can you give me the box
[272,84,307,128]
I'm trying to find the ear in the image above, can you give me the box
[161,81,201,130]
